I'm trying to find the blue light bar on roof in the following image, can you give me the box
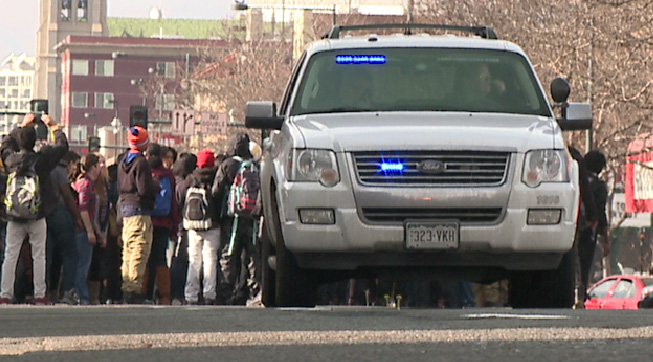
[336,55,386,64]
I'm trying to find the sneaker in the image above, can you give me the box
[33,297,53,306]
[0,298,12,305]
[204,298,216,306]
[246,299,264,308]
[60,289,80,305]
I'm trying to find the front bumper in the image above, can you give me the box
[275,153,579,271]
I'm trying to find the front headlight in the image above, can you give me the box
[288,149,340,187]
[522,149,569,187]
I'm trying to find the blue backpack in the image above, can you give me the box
[152,175,172,217]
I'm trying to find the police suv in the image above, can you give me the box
[245,24,592,308]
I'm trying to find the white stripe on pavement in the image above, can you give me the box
[2,327,653,356]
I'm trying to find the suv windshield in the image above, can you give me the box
[290,48,550,116]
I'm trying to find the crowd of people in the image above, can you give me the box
[0,114,264,306]
[0,113,609,309]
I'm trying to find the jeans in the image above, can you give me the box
[1,219,48,299]
[46,206,78,294]
[185,228,220,302]
[75,231,94,304]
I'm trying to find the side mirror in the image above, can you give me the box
[557,102,593,131]
[245,101,284,130]
[550,78,571,104]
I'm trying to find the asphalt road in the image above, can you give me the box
[1,306,652,361]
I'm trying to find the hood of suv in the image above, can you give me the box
[291,112,561,153]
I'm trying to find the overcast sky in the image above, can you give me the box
[0,0,234,59]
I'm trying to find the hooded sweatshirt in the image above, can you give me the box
[0,127,69,221]
[118,151,158,213]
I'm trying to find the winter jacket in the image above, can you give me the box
[212,133,251,214]
[182,166,219,227]
[151,166,180,235]
[118,151,158,214]
[1,127,69,221]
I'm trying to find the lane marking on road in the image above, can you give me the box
[2,327,653,356]
[462,313,571,320]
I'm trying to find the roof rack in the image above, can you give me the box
[326,23,498,40]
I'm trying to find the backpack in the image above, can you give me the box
[5,158,41,220]
[183,183,214,230]
[152,175,173,217]
[226,157,260,219]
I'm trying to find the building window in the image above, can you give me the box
[72,60,89,76]
[0,76,5,86]
[94,92,114,109]
[155,62,176,78]
[21,89,31,99]
[21,76,32,87]
[77,0,88,22]
[8,77,18,86]
[95,60,114,77]
[62,0,71,21]
[20,101,29,110]
[69,125,87,142]
[0,89,5,97]
[72,92,88,108]
[156,94,176,112]
[8,89,18,99]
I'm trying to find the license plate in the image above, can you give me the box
[405,221,459,249]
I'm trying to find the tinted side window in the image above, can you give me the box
[612,279,636,299]
[279,52,306,116]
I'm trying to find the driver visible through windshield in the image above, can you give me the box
[290,48,550,117]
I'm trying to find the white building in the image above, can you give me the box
[246,0,406,21]
[0,53,36,134]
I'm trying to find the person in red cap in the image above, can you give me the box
[180,149,221,305]
[118,125,159,304]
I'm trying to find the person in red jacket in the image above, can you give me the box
[143,143,179,304]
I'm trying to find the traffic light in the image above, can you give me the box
[129,105,148,129]
[88,136,101,152]
[30,99,49,140]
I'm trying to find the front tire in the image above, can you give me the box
[268,185,317,307]
[259,227,276,307]
[509,250,575,308]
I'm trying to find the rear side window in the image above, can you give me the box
[290,48,550,117]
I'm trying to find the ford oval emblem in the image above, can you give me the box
[418,160,446,174]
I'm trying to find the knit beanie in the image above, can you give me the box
[196,149,215,169]
[128,126,149,152]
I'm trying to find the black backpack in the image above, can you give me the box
[182,177,215,230]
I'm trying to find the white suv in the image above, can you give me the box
[245,24,592,308]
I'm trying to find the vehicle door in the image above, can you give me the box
[604,277,639,309]
[585,277,618,309]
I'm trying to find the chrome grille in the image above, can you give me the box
[352,151,510,186]
[362,208,503,224]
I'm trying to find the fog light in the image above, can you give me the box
[299,209,335,224]
[527,209,562,225]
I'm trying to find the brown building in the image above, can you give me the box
[55,36,227,151]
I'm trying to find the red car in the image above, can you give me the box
[584,275,653,309]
